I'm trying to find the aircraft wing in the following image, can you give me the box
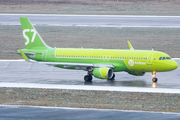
[40,62,114,69]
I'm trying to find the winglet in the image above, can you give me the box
[19,49,29,61]
[127,41,134,50]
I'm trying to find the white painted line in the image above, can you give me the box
[0,59,24,61]
[0,82,180,94]
[1,13,180,17]
[1,24,180,28]
[172,58,180,60]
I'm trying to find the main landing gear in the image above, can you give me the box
[84,75,93,82]
[152,71,158,88]
[84,69,93,82]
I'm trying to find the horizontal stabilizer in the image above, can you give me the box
[19,49,29,61]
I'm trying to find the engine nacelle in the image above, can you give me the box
[93,67,113,79]
[128,71,146,76]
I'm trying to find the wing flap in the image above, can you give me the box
[39,62,114,68]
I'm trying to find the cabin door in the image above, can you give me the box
[42,50,48,61]
[147,53,153,65]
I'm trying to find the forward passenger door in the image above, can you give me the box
[147,53,153,65]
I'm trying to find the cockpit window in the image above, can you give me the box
[166,57,171,60]
[159,57,171,60]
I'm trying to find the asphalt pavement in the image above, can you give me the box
[0,14,180,27]
[0,59,179,88]
[0,105,180,120]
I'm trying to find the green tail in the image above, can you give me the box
[20,17,50,49]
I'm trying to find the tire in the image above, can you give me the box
[152,78,158,82]
[84,75,92,82]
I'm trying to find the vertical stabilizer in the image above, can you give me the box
[20,17,50,49]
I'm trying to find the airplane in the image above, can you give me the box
[17,17,178,83]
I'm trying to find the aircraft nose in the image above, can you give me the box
[171,60,178,70]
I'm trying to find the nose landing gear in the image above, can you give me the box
[152,71,158,82]
[152,71,158,88]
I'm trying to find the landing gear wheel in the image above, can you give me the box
[152,71,158,83]
[84,75,92,82]
[152,78,158,83]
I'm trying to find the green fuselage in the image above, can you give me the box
[20,48,178,73]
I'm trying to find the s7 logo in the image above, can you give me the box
[23,29,36,45]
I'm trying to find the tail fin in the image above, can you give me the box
[20,17,50,49]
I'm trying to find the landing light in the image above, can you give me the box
[152,82,157,88]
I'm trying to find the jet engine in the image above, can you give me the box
[93,67,114,80]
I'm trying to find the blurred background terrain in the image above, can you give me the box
[0,0,180,59]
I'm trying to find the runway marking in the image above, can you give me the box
[1,13,180,17]
[0,82,180,94]
[1,24,180,28]
[0,59,24,62]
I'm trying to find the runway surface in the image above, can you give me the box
[0,59,179,89]
[0,105,180,120]
[1,82,180,94]
[0,14,180,27]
